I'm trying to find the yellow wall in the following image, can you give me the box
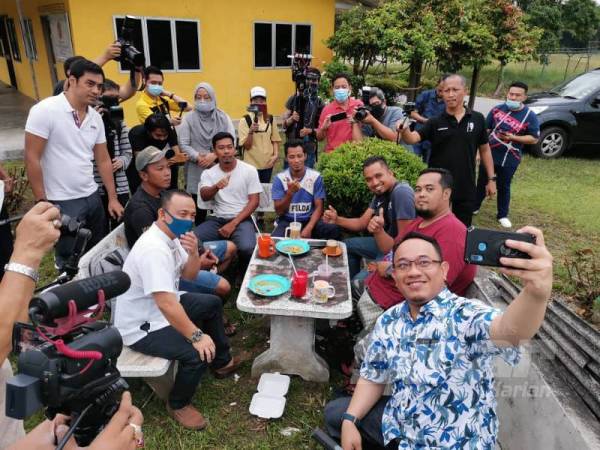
[67,0,335,125]
[0,0,66,100]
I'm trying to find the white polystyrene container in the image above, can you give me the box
[249,372,291,419]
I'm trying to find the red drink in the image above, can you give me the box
[291,270,308,298]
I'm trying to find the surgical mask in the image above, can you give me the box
[333,88,349,103]
[164,210,193,237]
[195,100,214,113]
[147,84,164,97]
[505,99,522,111]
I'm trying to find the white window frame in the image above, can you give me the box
[253,21,313,70]
[20,18,37,60]
[113,15,202,73]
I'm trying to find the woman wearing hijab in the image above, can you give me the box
[179,82,236,225]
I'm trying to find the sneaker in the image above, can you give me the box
[498,217,512,228]
[167,404,207,430]
[472,209,479,215]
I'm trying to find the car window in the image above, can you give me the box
[550,72,600,99]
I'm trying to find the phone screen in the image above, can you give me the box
[330,112,347,123]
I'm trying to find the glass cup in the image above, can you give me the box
[285,222,302,239]
[313,279,335,303]
[312,263,333,282]
[291,270,309,298]
[257,234,275,258]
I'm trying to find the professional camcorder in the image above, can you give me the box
[6,272,132,449]
[289,53,314,93]
[117,16,145,68]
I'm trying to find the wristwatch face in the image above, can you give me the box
[190,330,203,343]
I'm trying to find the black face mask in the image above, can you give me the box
[371,104,385,120]
[148,134,168,150]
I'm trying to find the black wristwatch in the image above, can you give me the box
[342,412,361,426]
[489,175,497,182]
[187,329,204,344]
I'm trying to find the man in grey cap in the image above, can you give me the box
[355,87,405,143]
[123,146,236,303]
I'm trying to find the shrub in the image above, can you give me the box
[365,76,407,105]
[317,138,425,218]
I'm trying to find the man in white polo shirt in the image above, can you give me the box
[194,131,263,266]
[24,59,124,270]
[115,189,241,430]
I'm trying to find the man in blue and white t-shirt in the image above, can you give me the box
[271,139,341,240]
[475,81,540,228]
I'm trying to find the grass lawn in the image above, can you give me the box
[9,147,599,448]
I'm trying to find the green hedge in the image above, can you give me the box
[317,139,425,218]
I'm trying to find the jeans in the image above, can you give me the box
[344,236,384,279]
[324,395,391,448]
[475,163,518,219]
[272,218,341,240]
[179,271,222,295]
[412,141,432,164]
[130,293,231,409]
[195,217,255,265]
[52,191,107,270]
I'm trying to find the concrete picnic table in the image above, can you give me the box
[236,238,352,382]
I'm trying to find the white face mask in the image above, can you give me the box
[195,100,214,112]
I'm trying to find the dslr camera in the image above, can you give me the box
[6,272,131,447]
[98,95,124,128]
[117,16,145,67]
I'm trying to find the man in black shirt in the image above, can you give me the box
[124,147,237,326]
[400,74,496,226]
[282,67,324,168]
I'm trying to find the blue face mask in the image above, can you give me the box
[505,99,521,111]
[147,84,164,97]
[164,210,193,237]
[334,88,349,103]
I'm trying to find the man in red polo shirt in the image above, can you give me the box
[316,73,363,152]
[358,167,477,326]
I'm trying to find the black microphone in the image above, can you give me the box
[29,271,131,324]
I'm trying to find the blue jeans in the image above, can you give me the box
[130,293,231,409]
[324,395,391,448]
[412,141,432,164]
[52,191,106,270]
[476,163,518,219]
[344,236,384,279]
[272,218,341,240]
[179,271,222,295]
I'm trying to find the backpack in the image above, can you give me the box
[238,114,275,158]
[88,246,130,277]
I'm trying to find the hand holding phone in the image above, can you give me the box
[330,112,348,123]
[464,227,535,267]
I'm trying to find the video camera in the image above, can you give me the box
[6,272,131,448]
[117,16,145,68]
[99,95,124,128]
[289,53,314,92]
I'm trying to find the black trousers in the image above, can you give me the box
[130,293,231,409]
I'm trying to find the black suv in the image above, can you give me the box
[525,68,600,158]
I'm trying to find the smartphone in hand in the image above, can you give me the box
[464,227,535,267]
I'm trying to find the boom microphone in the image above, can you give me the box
[29,271,131,324]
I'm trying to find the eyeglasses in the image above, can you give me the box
[394,257,442,273]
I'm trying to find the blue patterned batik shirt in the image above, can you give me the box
[360,288,520,449]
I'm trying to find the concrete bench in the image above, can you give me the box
[197,182,275,213]
[77,223,176,400]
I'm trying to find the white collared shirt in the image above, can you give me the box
[114,223,189,346]
[25,93,106,201]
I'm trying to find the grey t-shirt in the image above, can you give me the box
[368,182,415,237]
[362,106,404,138]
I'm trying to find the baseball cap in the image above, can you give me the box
[250,86,267,99]
[135,146,169,171]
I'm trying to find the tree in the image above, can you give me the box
[489,0,542,96]
[520,0,563,60]
[561,0,600,48]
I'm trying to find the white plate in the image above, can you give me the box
[249,393,286,419]
[257,372,290,397]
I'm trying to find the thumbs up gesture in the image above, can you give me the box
[367,207,385,234]
[323,205,338,224]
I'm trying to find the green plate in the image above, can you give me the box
[248,274,291,297]
[275,239,310,256]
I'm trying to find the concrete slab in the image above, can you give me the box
[0,82,34,161]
